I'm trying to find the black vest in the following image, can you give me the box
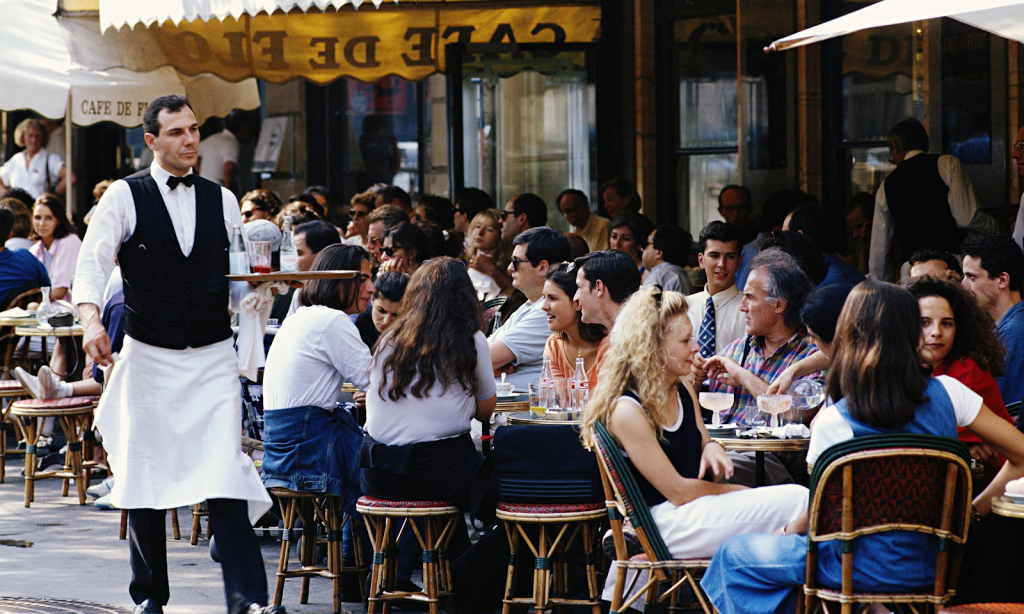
[883,154,964,263]
[120,169,231,350]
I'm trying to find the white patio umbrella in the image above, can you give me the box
[99,0,394,30]
[767,0,1024,52]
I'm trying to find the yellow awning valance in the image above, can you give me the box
[102,3,602,84]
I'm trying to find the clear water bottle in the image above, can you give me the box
[279,215,298,273]
[571,356,589,417]
[229,224,249,274]
[539,356,556,409]
[36,287,55,327]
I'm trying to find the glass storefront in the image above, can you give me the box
[459,48,596,228]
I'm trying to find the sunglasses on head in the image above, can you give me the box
[381,244,406,258]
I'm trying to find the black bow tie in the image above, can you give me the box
[166,174,197,190]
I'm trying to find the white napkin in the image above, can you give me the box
[770,423,811,439]
[236,282,289,380]
[0,307,31,318]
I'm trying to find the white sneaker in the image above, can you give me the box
[37,366,58,399]
[87,475,114,499]
[94,492,118,510]
[13,366,43,399]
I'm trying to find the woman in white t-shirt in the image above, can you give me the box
[362,257,496,517]
[261,244,375,501]
[702,281,1024,614]
[0,119,67,199]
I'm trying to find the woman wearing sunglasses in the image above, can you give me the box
[239,189,281,222]
[379,222,431,276]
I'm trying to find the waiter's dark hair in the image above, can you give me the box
[300,244,369,312]
[144,95,194,136]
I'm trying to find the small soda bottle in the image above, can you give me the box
[229,225,249,274]
[571,357,589,417]
[539,356,556,408]
[279,215,298,272]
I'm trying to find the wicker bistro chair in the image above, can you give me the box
[10,396,99,507]
[496,500,606,614]
[356,495,460,614]
[269,487,368,614]
[591,421,713,614]
[0,379,28,482]
[802,434,973,614]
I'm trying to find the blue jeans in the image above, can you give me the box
[261,405,363,511]
[702,532,938,614]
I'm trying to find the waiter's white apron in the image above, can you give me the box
[96,335,272,523]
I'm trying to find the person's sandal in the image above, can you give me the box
[601,519,643,559]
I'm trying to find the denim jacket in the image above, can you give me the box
[261,404,363,509]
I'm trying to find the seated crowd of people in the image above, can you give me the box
[7,167,1024,612]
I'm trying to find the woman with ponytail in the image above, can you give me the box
[580,286,808,600]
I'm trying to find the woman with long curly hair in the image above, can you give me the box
[361,257,496,550]
[580,286,807,601]
[906,274,1016,487]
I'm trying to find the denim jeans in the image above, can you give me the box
[261,405,363,511]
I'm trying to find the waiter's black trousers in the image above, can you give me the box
[128,498,267,614]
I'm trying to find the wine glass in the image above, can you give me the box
[756,394,793,429]
[698,392,734,427]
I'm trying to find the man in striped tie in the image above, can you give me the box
[687,221,746,367]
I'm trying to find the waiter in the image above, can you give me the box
[76,95,281,614]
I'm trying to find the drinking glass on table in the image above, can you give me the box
[528,383,545,418]
[756,394,793,429]
[250,241,272,274]
[698,392,734,427]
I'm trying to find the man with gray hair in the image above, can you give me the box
[702,248,819,426]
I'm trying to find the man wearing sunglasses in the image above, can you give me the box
[488,227,571,389]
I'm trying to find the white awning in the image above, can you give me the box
[0,0,259,126]
[768,0,1024,52]
[99,0,395,31]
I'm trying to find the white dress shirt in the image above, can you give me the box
[75,161,241,310]
[868,150,993,281]
[685,283,745,354]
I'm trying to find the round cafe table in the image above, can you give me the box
[506,411,582,426]
[15,324,84,338]
[0,316,36,327]
[991,496,1024,519]
[712,435,810,487]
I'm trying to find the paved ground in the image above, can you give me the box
[0,456,367,614]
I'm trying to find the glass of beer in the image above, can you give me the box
[528,383,545,418]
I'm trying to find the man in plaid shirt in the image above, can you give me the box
[704,249,820,425]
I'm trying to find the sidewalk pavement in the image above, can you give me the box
[0,456,368,614]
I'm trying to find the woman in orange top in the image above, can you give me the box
[542,262,609,386]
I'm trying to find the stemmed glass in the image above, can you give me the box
[698,392,734,427]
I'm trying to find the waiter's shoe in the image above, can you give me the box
[245,605,286,614]
[133,599,164,613]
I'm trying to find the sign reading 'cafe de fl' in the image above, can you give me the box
[119,4,601,84]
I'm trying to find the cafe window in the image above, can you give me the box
[837,2,923,198]
[669,0,793,238]
[455,46,596,229]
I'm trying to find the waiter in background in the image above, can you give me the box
[75,95,280,614]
